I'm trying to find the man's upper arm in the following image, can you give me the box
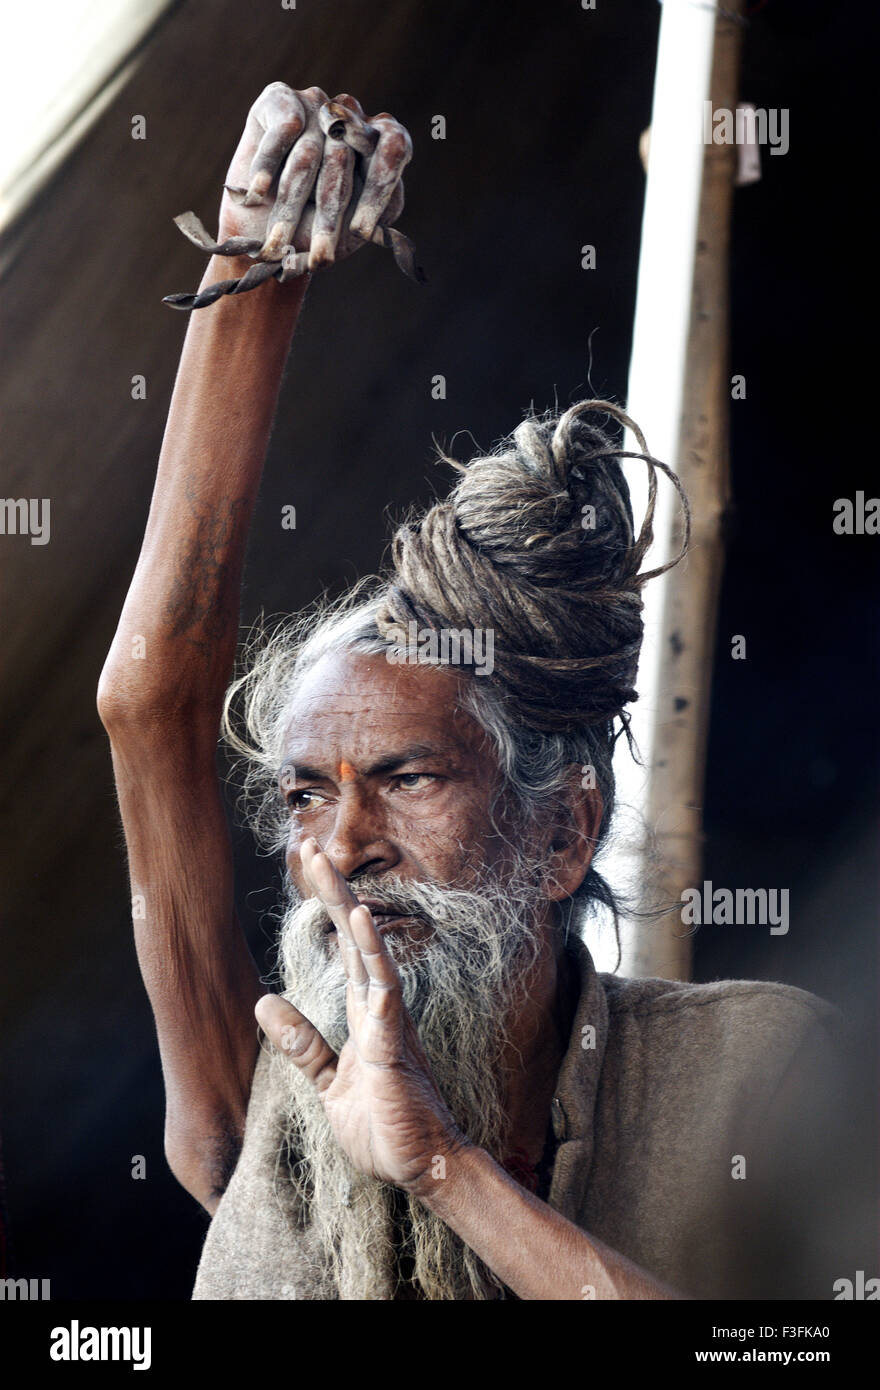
[105,713,263,1209]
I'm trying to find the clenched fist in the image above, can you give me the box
[165,82,421,310]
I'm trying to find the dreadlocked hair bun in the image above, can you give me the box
[375,399,690,734]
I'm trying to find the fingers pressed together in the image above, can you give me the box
[299,838,401,1014]
[164,83,422,310]
[255,837,403,1084]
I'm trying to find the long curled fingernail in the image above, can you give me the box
[382,226,427,284]
[230,260,280,294]
[318,101,378,157]
[164,194,424,307]
[163,278,240,310]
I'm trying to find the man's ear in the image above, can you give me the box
[543,765,604,903]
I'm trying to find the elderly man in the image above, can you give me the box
[98,83,839,1301]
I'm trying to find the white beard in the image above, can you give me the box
[269,866,547,1299]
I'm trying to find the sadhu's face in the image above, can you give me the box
[279,651,518,933]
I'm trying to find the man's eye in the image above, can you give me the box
[394,773,437,791]
[285,789,324,813]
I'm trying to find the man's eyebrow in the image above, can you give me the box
[277,761,325,784]
[278,743,452,784]
[362,743,449,777]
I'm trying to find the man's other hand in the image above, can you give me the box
[219,82,412,272]
[255,839,469,1198]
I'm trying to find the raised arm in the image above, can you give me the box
[97,83,413,1211]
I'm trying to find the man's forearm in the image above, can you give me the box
[100,258,308,721]
[420,1144,686,1300]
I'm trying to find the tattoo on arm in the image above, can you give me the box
[163,485,248,653]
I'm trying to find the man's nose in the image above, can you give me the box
[322,785,401,880]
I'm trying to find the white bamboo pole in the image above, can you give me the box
[591,1,744,979]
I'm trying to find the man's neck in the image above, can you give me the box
[502,925,578,1166]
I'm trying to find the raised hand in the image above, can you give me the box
[255,839,469,1196]
[165,82,422,310]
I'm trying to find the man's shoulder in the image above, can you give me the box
[595,966,842,1088]
[577,964,846,1300]
[599,968,837,1027]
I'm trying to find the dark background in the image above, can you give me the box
[1,0,876,1298]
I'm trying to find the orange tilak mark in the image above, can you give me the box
[338,760,358,783]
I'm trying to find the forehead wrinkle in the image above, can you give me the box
[280,706,450,765]
[279,650,497,781]
[284,692,456,722]
[285,649,466,719]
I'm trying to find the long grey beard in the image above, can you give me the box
[269,866,547,1300]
